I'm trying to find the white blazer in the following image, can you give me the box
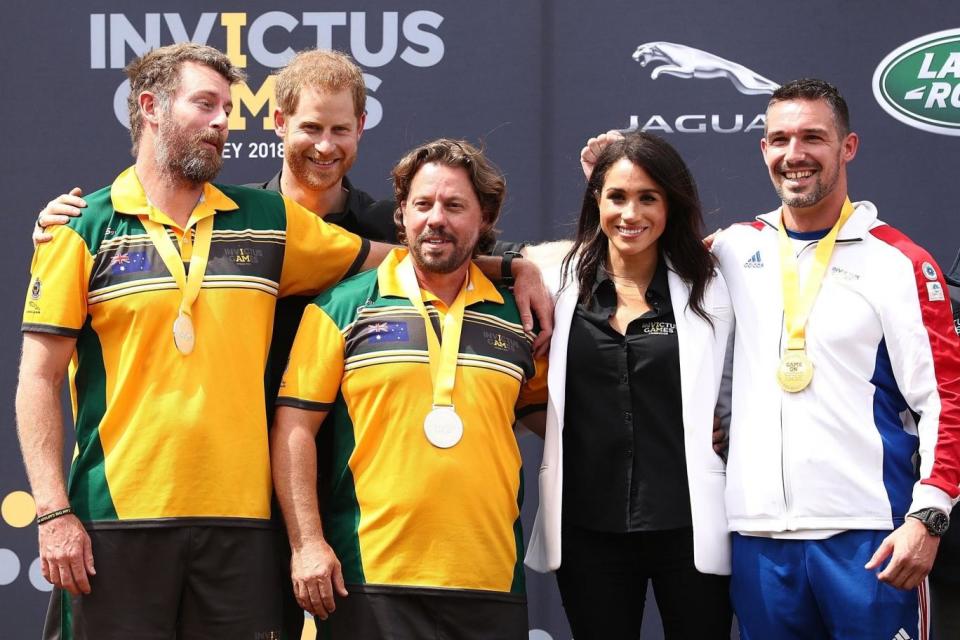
[525,259,734,575]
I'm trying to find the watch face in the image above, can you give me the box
[931,511,950,536]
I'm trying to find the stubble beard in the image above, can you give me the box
[774,153,841,210]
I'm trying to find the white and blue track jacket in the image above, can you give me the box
[714,200,960,535]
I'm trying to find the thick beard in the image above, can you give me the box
[156,122,224,185]
[410,230,474,275]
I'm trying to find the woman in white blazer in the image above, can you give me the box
[524,133,733,638]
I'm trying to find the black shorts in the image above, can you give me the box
[316,586,528,640]
[43,525,282,640]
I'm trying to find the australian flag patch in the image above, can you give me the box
[110,251,151,275]
[362,321,409,343]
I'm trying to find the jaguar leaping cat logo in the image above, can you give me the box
[632,42,780,96]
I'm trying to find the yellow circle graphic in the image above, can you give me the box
[2,491,37,528]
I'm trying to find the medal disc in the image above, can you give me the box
[423,406,463,448]
[172,313,196,355]
[777,350,813,392]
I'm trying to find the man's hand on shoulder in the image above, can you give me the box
[33,188,86,246]
[511,257,553,357]
[38,512,95,595]
[865,517,941,590]
[291,539,349,620]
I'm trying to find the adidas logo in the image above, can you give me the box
[744,251,764,268]
[893,628,912,640]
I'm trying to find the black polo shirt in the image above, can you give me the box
[562,259,691,533]
[252,170,397,420]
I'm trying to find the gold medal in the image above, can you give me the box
[777,349,813,393]
[423,405,464,448]
[172,312,196,355]
[776,199,854,393]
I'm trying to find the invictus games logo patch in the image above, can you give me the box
[485,331,513,352]
[30,277,41,300]
[873,28,960,137]
[641,321,676,336]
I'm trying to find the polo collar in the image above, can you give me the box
[378,248,504,306]
[110,166,238,228]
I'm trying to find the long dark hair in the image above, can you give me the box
[560,132,715,322]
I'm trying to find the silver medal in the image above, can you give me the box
[423,406,463,448]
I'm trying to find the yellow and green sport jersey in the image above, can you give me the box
[277,248,548,596]
[21,167,367,527]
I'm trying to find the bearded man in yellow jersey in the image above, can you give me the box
[272,138,548,640]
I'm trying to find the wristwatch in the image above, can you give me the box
[907,508,950,536]
[501,251,523,287]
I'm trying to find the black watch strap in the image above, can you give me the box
[907,507,950,536]
[501,251,523,287]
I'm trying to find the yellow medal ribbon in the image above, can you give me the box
[776,198,855,391]
[139,213,214,355]
[396,254,468,448]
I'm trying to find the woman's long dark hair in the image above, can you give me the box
[560,132,715,323]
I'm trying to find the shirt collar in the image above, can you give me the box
[110,166,238,227]
[755,198,878,242]
[265,167,360,224]
[377,248,505,306]
[591,255,670,302]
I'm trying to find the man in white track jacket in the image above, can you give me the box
[712,78,960,640]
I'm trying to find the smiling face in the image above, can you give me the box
[762,98,858,215]
[154,62,232,184]
[598,158,668,265]
[402,163,487,276]
[276,86,365,194]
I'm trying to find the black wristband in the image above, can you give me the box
[36,507,72,525]
[501,251,523,287]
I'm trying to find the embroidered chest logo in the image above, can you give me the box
[641,321,676,335]
[484,330,517,352]
[225,247,262,265]
[829,266,861,281]
[743,251,763,269]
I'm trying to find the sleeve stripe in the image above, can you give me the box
[344,238,371,279]
[871,225,960,498]
[21,323,81,338]
[274,397,334,412]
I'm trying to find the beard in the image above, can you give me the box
[409,228,475,275]
[283,139,355,193]
[774,157,841,209]
[156,120,225,185]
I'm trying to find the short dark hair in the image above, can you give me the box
[392,139,505,256]
[767,78,850,137]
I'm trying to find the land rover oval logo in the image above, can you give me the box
[872,28,960,136]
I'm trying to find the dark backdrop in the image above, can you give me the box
[2,3,958,638]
